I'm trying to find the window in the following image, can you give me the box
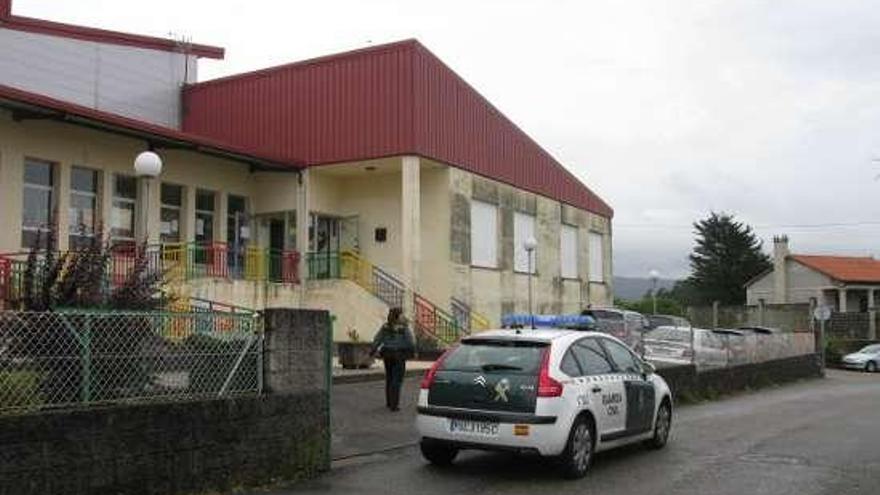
[601,338,641,373]
[560,351,583,377]
[589,232,604,282]
[22,159,56,248]
[571,339,615,375]
[195,189,215,244]
[470,200,498,268]
[111,174,137,244]
[513,211,536,273]
[560,224,578,279]
[160,183,183,243]
[227,194,248,274]
[69,167,98,249]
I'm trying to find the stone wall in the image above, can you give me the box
[0,308,332,495]
[657,353,822,401]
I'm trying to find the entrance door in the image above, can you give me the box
[309,214,340,278]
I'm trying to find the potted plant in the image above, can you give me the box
[337,328,374,369]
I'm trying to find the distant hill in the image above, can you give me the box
[613,276,677,301]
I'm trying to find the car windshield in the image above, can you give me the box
[859,345,880,354]
[646,328,690,342]
[442,340,546,374]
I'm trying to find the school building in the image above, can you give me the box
[0,0,614,342]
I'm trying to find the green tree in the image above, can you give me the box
[684,212,771,305]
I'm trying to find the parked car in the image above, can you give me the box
[643,326,728,368]
[582,308,650,352]
[841,344,880,372]
[646,314,691,330]
[416,329,673,478]
[735,326,780,335]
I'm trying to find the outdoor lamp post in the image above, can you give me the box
[649,269,660,315]
[524,236,538,329]
[134,150,163,242]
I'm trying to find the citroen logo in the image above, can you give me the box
[473,375,487,387]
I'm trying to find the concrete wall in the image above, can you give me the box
[0,27,196,128]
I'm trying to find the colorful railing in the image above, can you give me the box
[414,294,467,345]
[339,251,405,308]
[0,243,300,308]
[451,298,491,333]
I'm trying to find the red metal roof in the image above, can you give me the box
[0,84,301,170]
[183,39,612,217]
[0,0,223,59]
[792,255,880,284]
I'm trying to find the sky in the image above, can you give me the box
[14,0,880,279]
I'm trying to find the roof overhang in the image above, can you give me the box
[0,84,302,172]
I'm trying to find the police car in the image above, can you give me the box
[416,329,672,478]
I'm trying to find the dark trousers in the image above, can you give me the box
[383,357,407,409]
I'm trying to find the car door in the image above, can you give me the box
[600,337,656,440]
[569,338,625,439]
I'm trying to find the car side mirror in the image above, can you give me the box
[642,361,656,375]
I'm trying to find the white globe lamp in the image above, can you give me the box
[133,150,163,177]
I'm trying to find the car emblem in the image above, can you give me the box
[494,378,510,402]
[473,375,487,387]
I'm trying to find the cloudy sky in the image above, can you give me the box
[16,0,880,278]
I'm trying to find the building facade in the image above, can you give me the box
[0,1,613,342]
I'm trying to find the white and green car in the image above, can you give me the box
[416,329,673,479]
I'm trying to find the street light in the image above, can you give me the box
[524,236,538,329]
[649,269,660,315]
[134,150,163,242]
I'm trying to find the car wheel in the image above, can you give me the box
[866,361,878,373]
[645,399,672,450]
[420,439,458,466]
[559,415,595,479]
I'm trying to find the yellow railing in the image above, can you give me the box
[244,246,266,281]
[340,251,373,291]
[161,243,188,282]
[470,312,491,332]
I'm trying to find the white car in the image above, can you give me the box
[841,344,880,372]
[416,329,673,478]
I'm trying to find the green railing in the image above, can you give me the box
[307,251,341,280]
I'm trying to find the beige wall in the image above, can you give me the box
[0,109,299,253]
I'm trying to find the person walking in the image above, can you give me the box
[371,307,416,411]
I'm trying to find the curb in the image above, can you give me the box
[332,367,427,385]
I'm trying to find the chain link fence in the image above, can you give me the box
[0,310,263,415]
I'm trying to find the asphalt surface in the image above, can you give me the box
[263,369,880,495]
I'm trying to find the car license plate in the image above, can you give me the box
[448,418,499,436]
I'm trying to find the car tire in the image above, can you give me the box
[420,439,458,466]
[559,415,595,479]
[645,399,672,450]
[866,361,878,373]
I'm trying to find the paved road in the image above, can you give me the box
[266,370,880,495]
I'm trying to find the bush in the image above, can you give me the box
[0,371,42,411]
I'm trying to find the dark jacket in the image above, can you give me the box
[372,322,416,359]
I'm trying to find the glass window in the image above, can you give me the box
[513,211,536,273]
[560,350,582,377]
[160,183,183,243]
[111,174,137,243]
[571,339,615,375]
[195,189,215,244]
[589,232,604,282]
[601,338,641,373]
[69,167,98,250]
[560,224,578,279]
[227,194,248,247]
[22,158,56,248]
[441,341,546,375]
[470,200,498,268]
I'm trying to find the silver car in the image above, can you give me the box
[841,345,880,372]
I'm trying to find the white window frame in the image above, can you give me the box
[160,182,184,244]
[470,200,498,268]
[111,174,137,244]
[69,166,99,248]
[560,224,578,279]
[22,158,56,248]
[589,231,605,283]
[514,211,536,274]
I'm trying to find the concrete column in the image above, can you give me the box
[216,192,228,245]
[99,171,113,244]
[838,288,848,312]
[55,161,71,250]
[135,177,161,244]
[869,288,877,340]
[182,185,197,243]
[401,156,421,315]
[295,170,310,286]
